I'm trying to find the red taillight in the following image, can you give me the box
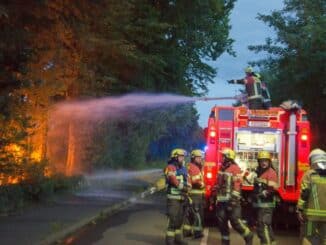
[301,134,308,141]
[206,172,212,179]
[209,131,216,137]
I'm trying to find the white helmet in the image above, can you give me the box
[309,148,326,170]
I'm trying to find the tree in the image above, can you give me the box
[79,0,235,96]
[0,0,236,174]
[249,0,326,147]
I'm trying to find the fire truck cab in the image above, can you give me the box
[204,105,310,222]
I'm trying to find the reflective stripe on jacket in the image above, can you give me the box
[298,169,326,221]
[215,164,242,202]
[253,167,278,208]
[187,162,205,195]
[245,76,263,100]
[165,163,188,198]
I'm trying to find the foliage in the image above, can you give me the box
[80,0,235,96]
[0,184,24,213]
[0,1,235,176]
[249,0,326,147]
[88,104,205,169]
[0,174,84,214]
[147,105,205,162]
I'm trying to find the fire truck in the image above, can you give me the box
[203,104,311,223]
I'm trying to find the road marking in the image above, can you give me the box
[200,228,209,245]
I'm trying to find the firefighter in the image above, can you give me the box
[212,148,253,245]
[254,73,272,109]
[297,148,326,245]
[183,149,205,239]
[164,148,190,245]
[252,150,278,245]
[228,66,264,109]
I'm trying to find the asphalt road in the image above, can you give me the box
[67,192,300,245]
[0,169,162,245]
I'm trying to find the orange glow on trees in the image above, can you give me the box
[4,143,24,161]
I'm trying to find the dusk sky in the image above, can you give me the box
[195,0,284,127]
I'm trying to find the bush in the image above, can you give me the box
[0,174,85,215]
[22,178,54,201]
[0,184,24,214]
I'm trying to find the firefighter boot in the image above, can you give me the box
[221,237,230,245]
[244,231,254,245]
[165,230,175,245]
[194,230,204,239]
[175,230,188,245]
[183,224,192,238]
[165,235,174,245]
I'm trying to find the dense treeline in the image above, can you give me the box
[0,0,235,178]
[249,0,326,147]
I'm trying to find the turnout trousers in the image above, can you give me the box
[166,197,186,244]
[183,193,204,238]
[248,97,264,109]
[256,208,276,245]
[216,202,252,245]
[301,220,326,245]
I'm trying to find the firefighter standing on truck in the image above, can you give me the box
[164,148,190,245]
[252,150,279,245]
[297,148,326,245]
[183,149,205,239]
[254,73,272,109]
[212,148,253,245]
[228,66,264,109]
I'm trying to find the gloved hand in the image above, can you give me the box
[200,182,205,189]
[227,80,234,84]
[261,190,269,198]
[177,182,184,190]
[149,187,157,194]
[297,209,305,223]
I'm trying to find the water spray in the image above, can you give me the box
[48,93,241,175]
[50,93,240,121]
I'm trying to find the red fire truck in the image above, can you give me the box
[203,105,311,223]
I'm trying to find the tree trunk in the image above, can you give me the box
[66,121,76,176]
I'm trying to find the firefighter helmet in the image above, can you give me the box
[309,148,326,170]
[191,149,204,159]
[257,151,271,161]
[170,148,186,158]
[221,148,236,161]
[245,66,253,73]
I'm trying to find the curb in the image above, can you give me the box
[39,173,161,245]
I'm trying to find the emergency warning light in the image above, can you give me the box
[209,130,216,137]
[206,172,213,179]
[301,134,308,141]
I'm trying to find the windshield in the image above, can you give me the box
[234,129,281,185]
[236,129,279,152]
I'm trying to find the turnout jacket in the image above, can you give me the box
[187,162,205,195]
[213,163,242,202]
